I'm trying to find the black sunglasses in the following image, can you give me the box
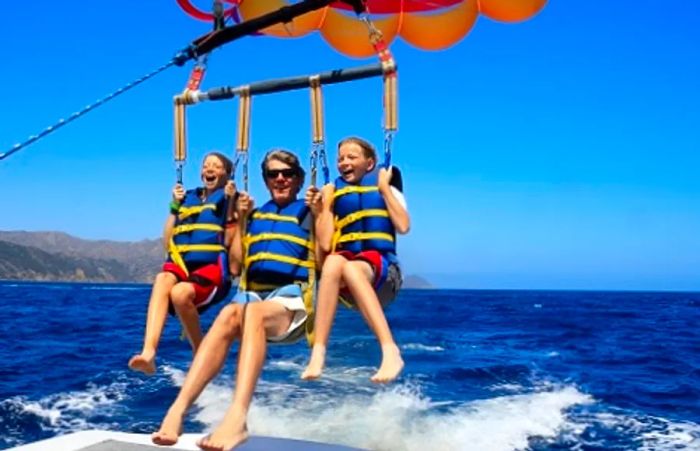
[265,168,298,179]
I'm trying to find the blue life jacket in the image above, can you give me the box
[332,168,397,260]
[169,187,228,271]
[243,199,313,291]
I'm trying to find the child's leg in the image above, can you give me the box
[198,300,293,450]
[152,303,244,446]
[342,260,404,383]
[129,271,178,375]
[170,282,203,354]
[301,254,348,380]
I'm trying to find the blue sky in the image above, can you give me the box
[1,1,699,290]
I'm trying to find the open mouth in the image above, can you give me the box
[341,168,354,178]
[204,174,217,184]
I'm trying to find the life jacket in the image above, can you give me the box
[168,187,228,274]
[242,199,313,292]
[332,168,397,259]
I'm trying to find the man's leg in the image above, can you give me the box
[129,271,178,375]
[151,303,245,446]
[198,300,293,451]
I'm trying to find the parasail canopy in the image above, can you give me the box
[177,0,548,58]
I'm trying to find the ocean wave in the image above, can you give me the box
[0,380,129,446]
[182,374,591,451]
[402,343,445,352]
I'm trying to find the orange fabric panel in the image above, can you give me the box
[238,0,326,37]
[320,10,400,58]
[477,0,548,23]
[401,0,479,51]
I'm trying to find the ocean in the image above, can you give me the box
[0,282,698,450]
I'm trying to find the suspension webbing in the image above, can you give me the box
[236,87,252,292]
[358,11,398,168]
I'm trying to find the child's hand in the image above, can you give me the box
[378,167,392,193]
[172,184,186,203]
[305,186,323,216]
[224,180,237,198]
[237,192,254,217]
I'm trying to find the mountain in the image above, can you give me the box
[0,231,435,287]
[0,231,163,282]
[403,274,434,289]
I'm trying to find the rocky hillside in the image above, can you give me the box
[0,231,433,287]
[0,232,162,282]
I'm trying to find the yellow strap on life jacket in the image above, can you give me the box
[178,203,217,220]
[334,209,389,232]
[244,232,314,250]
[172,223,224,235]
[174,244,226,253]
[333,185,378,199]
[244,252,315,269]
[251,211,299,224]
[168,237,189,276]
[333,232,394,251]
[246,281,283,292]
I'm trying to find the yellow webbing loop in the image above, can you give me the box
[168,237,189,277]
[244,252,315,269]
[244,233,314,250]
[332,232,394,252]
[251,212,299,224]
[172,224,223,235]
[178,204,217,220]
[335,209,389,232]
[333,185,379,199]
[174,244,226,253]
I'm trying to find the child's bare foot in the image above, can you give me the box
[197,410,248,451]
[371,344,404,383]
[151,408,184,446]
[128,352,156,375]
[301,345,326,380]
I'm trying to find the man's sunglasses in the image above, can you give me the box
[265,168,298,179]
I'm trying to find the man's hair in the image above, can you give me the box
[261,149,305,185]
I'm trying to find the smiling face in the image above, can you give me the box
[200,154,229,193]
[264,158,302,206]
[337,141,376,184]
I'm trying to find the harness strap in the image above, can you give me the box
[178,203,217,220]
[244,252,315,269]
[172,223,224,235]
[251,212,299,223]
[334,185,378,199]
[245,232,314,250]
[335,209,389,232]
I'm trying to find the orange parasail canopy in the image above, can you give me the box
[177,0,548,58]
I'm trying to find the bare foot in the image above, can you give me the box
[301,345,326,380]
[128,353,156,375]
[197,411,248,451]
[371,344,404,383]
[151,408,184,446]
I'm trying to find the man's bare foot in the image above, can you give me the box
[151,408,184,446]
[301,345,326,380]
[197,410,248,451]
[371,344,404,383]
[128,353,156,375]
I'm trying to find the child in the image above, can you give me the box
[129,152,236,375]
[302,137,410,383]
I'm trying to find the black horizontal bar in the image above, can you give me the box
[203,63,389,101]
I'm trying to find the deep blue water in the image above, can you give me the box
[1,283,699,450]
